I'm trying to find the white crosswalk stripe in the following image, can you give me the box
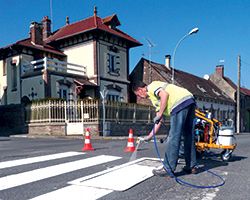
[0,151,160,200]
[0,154,121,191]
[0,151,84,169]
[30,185,113,200]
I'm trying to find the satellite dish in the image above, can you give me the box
[203,74,209,80]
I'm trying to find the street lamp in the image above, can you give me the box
[100,89,108,136]
[172,27,199,84]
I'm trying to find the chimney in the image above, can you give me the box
[42,16,51,39]
[165,55,171,70]
[216,65,224,77]
[94,6,97,16]
[66,16,70,25]
[30,22,43,45]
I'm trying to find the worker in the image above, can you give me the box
[132,81,198,177]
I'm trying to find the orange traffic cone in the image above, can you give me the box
[124,128,135,152]
[82,128,94,151]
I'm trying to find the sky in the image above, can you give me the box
[1,0,250,88]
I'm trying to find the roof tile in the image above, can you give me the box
[46,15,141,46]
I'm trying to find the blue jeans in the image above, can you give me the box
[163,103,197,172]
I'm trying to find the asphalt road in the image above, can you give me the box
[0,133,249,200]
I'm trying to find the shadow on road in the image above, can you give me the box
[175,151,247,177]
[197,152,247,173]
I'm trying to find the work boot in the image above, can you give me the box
[182,166,199,174]
[152,166,174,177]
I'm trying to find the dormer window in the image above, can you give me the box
[196,84,206,93]
[212,89,221,96]
[102,14,121,30]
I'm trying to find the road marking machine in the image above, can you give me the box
[195,109,237,161]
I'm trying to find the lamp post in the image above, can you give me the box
[100,89,108,136]
[172,27,199,84]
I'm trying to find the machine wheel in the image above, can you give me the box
[221,149,233,161]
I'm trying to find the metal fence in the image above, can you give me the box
[25,99,155,124]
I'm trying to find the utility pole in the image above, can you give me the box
[237,55,241,134]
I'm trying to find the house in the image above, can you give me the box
[210,65,250,132]
[0,7,141,105]
[129,56,235,122]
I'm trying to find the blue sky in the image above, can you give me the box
[1,0,250,88]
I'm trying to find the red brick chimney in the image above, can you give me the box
[42,16,51,39]
[30,22,43,45]
[215,65,224,77]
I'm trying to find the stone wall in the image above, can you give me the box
[27,123,66,136]
[26,121,170,137]
[27,123,100,136]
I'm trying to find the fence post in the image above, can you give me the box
[116,102,119,123]
[133,104,136,123]
[48,100,51,123]
[81,100,84,123]
[64,101,67,123]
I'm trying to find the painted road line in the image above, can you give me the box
[0,155,121,191]
[30,185,113,200]
[0,152,84,169]
[70,157,161,191]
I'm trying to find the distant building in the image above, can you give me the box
[0,7,141,105]
[129,57,235,122]
[210,65,250,132]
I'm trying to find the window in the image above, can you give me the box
[11,63,17,91]
[212,89,221,96]
[107,53,120,75]
[106,88,121,102]
[108,53,115,72]
[3,59,6,76]
[196,84,206,93]
[3,88,7,105]
[107,94,119,101]
[59,85,68,100]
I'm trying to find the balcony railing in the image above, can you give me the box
[22,57,87,76]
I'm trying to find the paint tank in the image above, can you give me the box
[216,127,234,146]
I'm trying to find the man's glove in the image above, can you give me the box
[153,115,162,124]
[137,136,151,143]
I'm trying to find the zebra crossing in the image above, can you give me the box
[0,151,161,200]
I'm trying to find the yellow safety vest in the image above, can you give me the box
[147,81,194,116]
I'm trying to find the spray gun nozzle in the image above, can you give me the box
[136,137,145,144]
